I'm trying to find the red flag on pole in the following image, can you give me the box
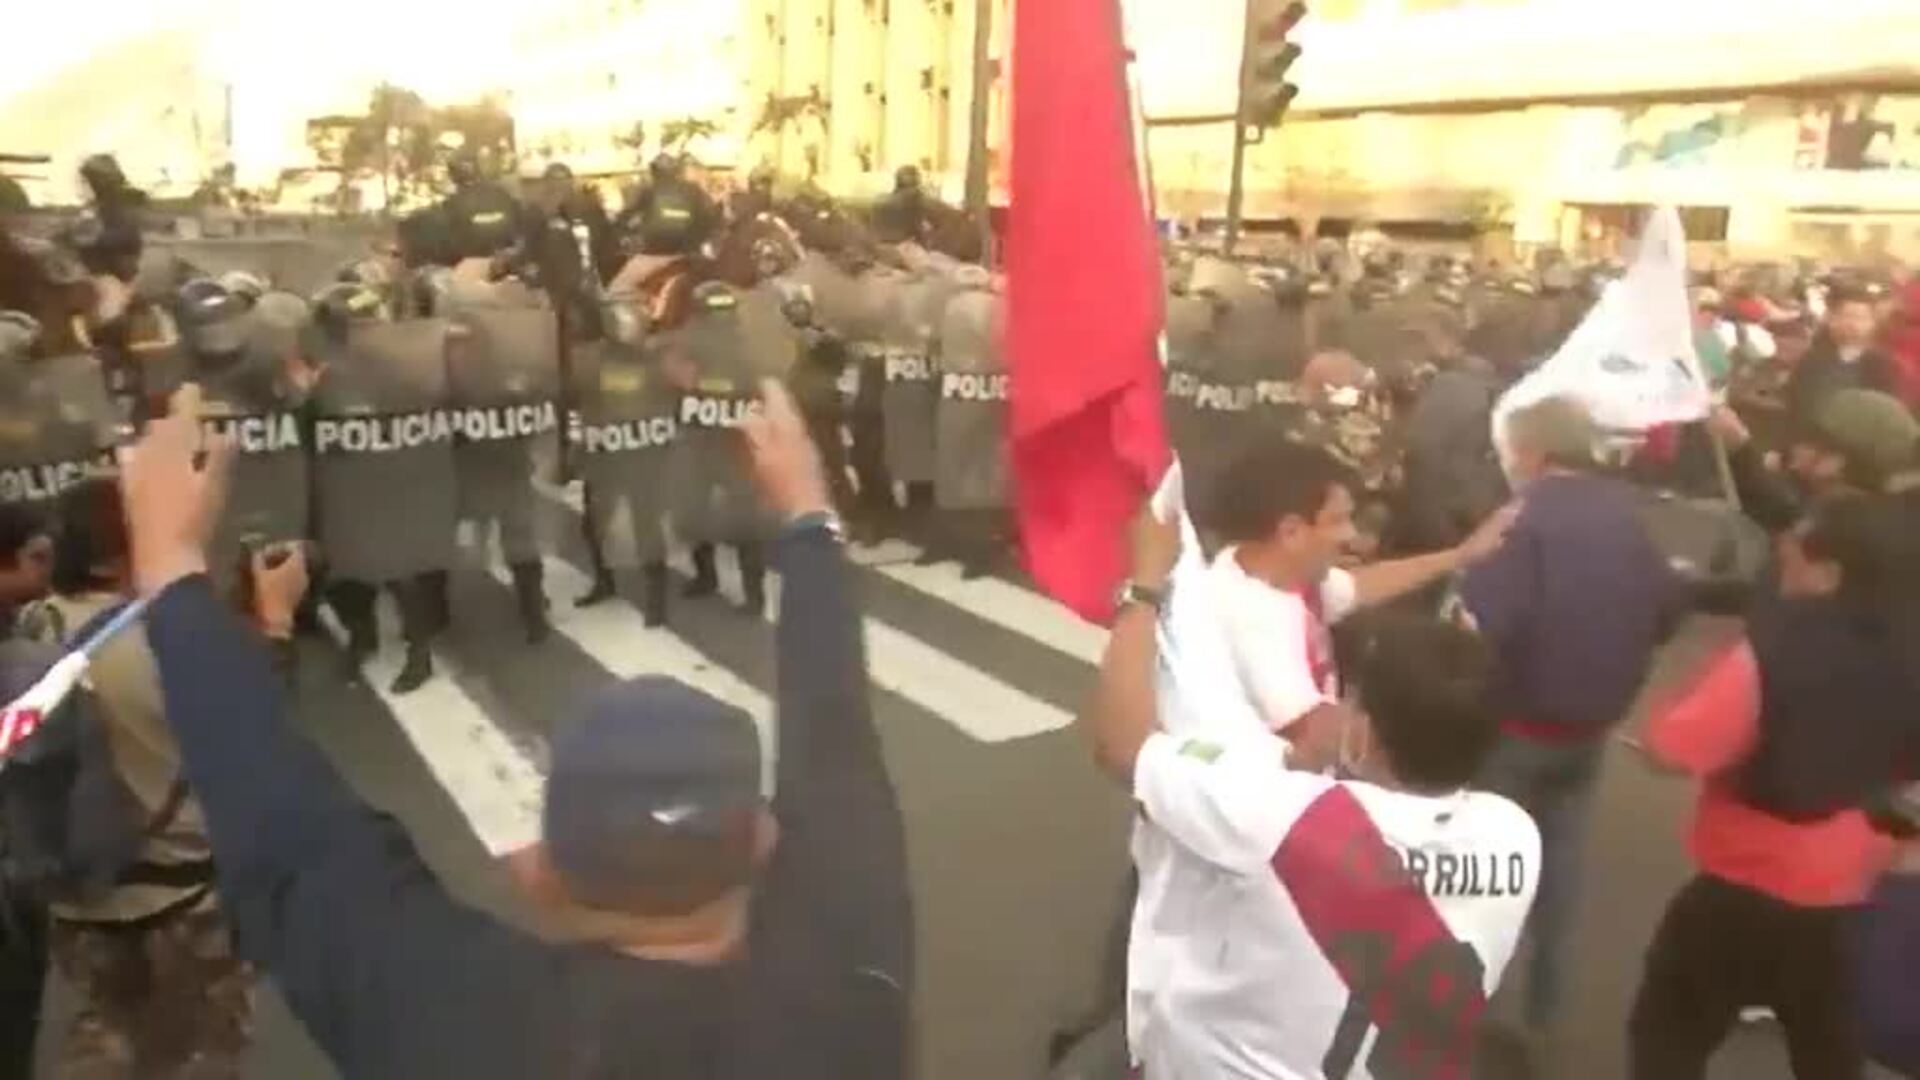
[1006,0,1169,624]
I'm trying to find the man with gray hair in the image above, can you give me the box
[1460,395,1682,1053]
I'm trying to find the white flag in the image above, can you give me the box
[1493,207,1710,470]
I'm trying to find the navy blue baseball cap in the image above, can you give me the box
[542,677,764,910]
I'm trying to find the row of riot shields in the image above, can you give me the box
[783,252,1013,513]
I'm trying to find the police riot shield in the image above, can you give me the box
[877,273,945,486]
[436,279,560,563]
[668,288,765,546]
[787,253,889,407]
[0,353,120,509]
[438,280,561,408]
[154,236,372,298]
[1163,292,1260,496]
[196,291,313,565]
[733,283,804,382]
[571,333,678,566]
[310,318,458,582]
[934,288,1008,511]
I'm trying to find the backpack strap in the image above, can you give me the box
[38,598,191,840]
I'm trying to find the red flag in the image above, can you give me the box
[1006,0,1169,624]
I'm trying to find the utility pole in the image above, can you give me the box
[963,0,995,259]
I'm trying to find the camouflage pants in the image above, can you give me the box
[49,896,254,1079]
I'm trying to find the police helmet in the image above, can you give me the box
[176,279,252,357]
[748,165,777,194]
[599,293,651,346]
[0,311,41,363]
[894,165,923,192]
[218,271,270,306]
[447,149,482,189]
[78,154,128,198]
[310,282,387,342]
[650,154,681,182]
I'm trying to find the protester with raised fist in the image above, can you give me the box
[112,382,911,1078]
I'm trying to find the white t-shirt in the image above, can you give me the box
[1211,549,1358,733]
[1129,730,1540,1080]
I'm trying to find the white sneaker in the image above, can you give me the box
[1739,1007,1777,1024]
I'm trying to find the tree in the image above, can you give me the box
[306,85,518,215]
[0,176,28,214]
[752,91,830,178]
[659,116,723,157]
[615,121,649,164]
[437,95,518,178]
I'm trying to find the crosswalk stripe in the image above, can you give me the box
[499,558,780,796]
[870,560,1107,666]
[315,605,544,857]
[669,546,1074,744]
[535,479,1078,742]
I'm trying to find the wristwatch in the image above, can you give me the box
[1114,580,1169,614]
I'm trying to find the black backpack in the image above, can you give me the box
[0,604,193,907]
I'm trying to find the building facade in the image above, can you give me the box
[1133,0,1920,260]
[504,0,1011,203]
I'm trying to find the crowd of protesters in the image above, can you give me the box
[1,147,1919,1080]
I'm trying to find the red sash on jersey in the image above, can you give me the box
[1301,586,1337,699]
[1273,786,1487,1080]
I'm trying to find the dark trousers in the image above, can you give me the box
[1630,874,1863,1080]
[328,575,440,651]
[0,890,46,1080]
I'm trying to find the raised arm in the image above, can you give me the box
[742,380,913,1047]
[1352,501,1518,609]
[120,394,539,1077]
[1079,505,1180,785]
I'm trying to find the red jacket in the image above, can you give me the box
[1882,282,1920,410]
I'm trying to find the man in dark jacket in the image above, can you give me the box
[1786,285,1901,432]
[439,150,527,267]
[1463,395,1680,1048]
[113,383,913,1078]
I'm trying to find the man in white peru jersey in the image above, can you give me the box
[1087,499,1540,1079]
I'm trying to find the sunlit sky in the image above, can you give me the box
[7,0,524,103]
[6,0,536,190]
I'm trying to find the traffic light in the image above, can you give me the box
[1241,0,1306,129]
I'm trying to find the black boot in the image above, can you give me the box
[511,561,551,644]
[641,561,669,628]
[391,643,434,695]
[328,581,378,683]
[683,543,719,598]
[736,543,767,618]
[579,484,615,607]
[575,572,617,608]
[389,578,438,694]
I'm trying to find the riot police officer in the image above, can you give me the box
[307,281,460,693]
[439,149,525,267]
[71,153,146,282]
[170,279,313,595]
[873,165,931,246]
[730,165,778,226]
[620,154,720,258]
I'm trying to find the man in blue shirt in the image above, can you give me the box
[111,384,912,1079]
[1463,396,1680,1049]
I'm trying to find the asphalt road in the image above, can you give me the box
[36,495,1825,1079]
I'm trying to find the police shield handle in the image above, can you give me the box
[740,380,830,523]
[119,388,236,599]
